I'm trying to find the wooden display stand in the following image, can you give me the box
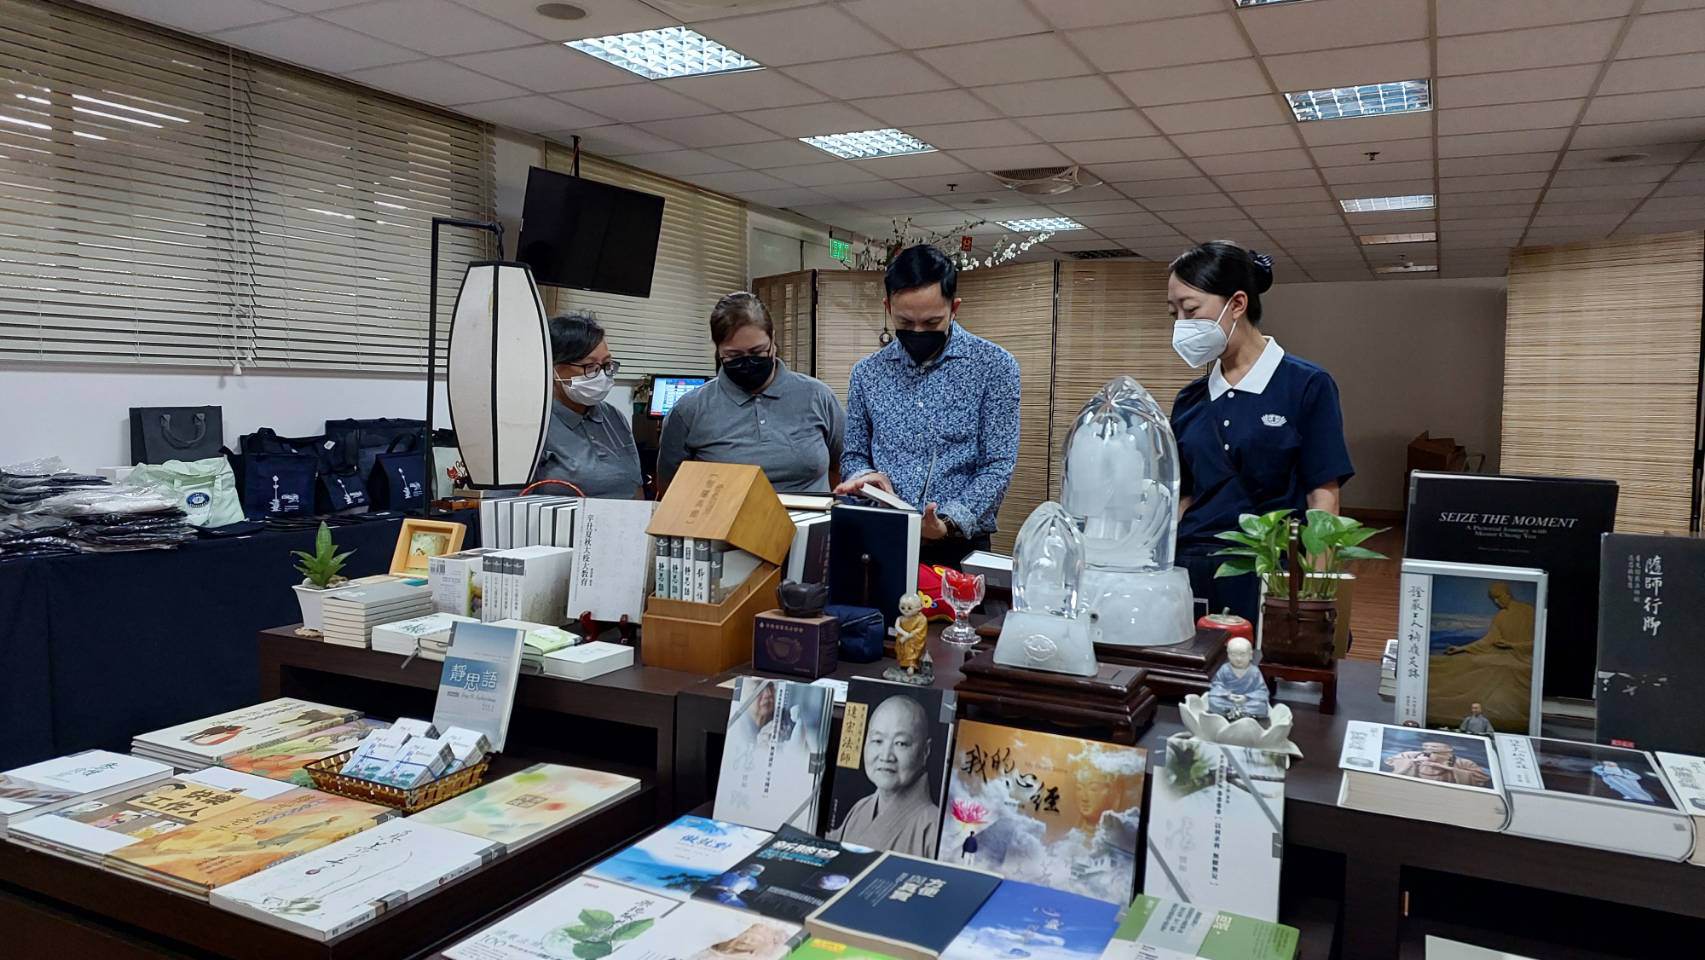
[955,648,1157,745]
[641,462,794,675]
[1263,658,1339,714]
[1094,627,1230,700]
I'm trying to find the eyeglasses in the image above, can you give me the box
[559,358,621,377]
[716,343,774,363]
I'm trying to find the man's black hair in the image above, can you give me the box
[885,243,957,301]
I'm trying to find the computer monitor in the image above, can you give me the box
[648,374,708,418]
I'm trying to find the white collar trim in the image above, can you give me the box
[1209,337,1284,400]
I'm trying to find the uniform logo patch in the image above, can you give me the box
[1262,414,1288,427]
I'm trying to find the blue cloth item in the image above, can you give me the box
[826,603,886,663]
[840,322,1021,538]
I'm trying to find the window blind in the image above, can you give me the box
[540,148,747,379]
[0,0,492,372]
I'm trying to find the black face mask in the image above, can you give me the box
[721,354,775,392]
[895,328,948,365]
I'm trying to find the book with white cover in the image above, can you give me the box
[432,622,526,751]
[588,815,773,898]
[858,484,917,512]
[1656,752,1705,866]
[430,549,494,618]
[1495,734,1693,861]
[483,545,574,624]
[445,875,679,960]
[132,699,362,769]
[1144,739,1286,922]
[568,498,659,622]
[0,750,172,832]
[372,612,477,657]
[778,494,835,511]
[713,676,835,832]
[211,818,501,940]
[542,641,634,681]
[1336,721,1507,831]
[622,899,799,959]
[179,766,299,800]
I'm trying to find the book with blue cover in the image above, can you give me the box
[431,621,525,751]
[940,880,1119,960]
[804,852,1001,960]
[694,827,883,922]
[588,815,773,898]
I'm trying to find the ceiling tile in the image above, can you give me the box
[1071,210,1166,228]
[561,83,715,122]
[1551,164,1677,186]
[322,0,536,55]
[1438,204,1538,221]
[766,162,880,186]
[782,54,953,98]
[1441,172,1552,192]
[1437,152,1559,176]
[1298,112,1433,147]
[1436,0,1633,35]
[690,170,794,194]
[1056,137,1180,165]
[1573,117,1705,148]
[556,124,681,156]
[1031,0,1224,29]
[1109,58,1272,108]
[1018,110,1157,143]
[623,149,744,177]
[1140,193,1235,212]
[741,102,882,138]
[1536,197,1643,216]
[1047,198,1144,216]
[87,0,286,33]
[214,17,420,73]
[1262,214,1349,229]
[1173,125,1303,157]
[1620,9,1705,58]
[1598,52,1705,95]
[457,94,607,130]
[738,186,835,209]
[449,44,635,93]
[704,139,835,168]
[1196,148,1315,174]
[1117,177,1223,198]
[1147,96,1290,135]
[949,144,1073,170]
[851,151,974,178]
[1438,21,1622,76]
[345,60,527,105]
[1095,158,1205,181]
[1583,89,1705,125]
[974,76,1128,116]
[1543,182,1665,202]
[659,70,827,111]
[1321,159,1435,183]
[925,34,1093,86]
[1434,65,1602,108]
[1240,0,1429,55]
[1217,169,1325,191]
[695,6,894,66]
[1310,138,1434,166]
[856,196,953,215]
[1068,14,1247,73]
[851,90,1000,126]
[1243,201,1340,219]
[840,0,1048,47]
[889,175,999,197]
[909,119,1039,150]
[271,0,366,9]
[1234,186,1334,206]
[1265,41,1430,91]
[817,180,924,202]
[1439,100,1583,136]
[465,0,675,42]
[1438,128,1572,158]
[638,113,776,148]
[1558,142,1701,167]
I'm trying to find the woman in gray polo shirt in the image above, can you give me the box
[657,293,844,495]
[536,312,643,499]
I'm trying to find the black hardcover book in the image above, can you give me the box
[1404,472,1618,700]
[825,678,956,859]
[1596,533,1705,755]
[827,504,921,626]
[693,826,883,922]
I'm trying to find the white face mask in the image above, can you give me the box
[558,369,614,406]
[1172,298,1236,369]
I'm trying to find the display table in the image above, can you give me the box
[0,512,473,771]
[0,760,655,960]
[259,628,703,821]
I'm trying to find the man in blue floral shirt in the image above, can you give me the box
[834,244,1021,566]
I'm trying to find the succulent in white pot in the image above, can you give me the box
[290,522,354,635]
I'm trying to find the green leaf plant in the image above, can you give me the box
[290,522,354,588]
[1210,509,1387,602]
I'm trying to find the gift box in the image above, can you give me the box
[753,609,840,679]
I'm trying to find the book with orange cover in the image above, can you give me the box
[219,719,390,787]
[107,787,394,897]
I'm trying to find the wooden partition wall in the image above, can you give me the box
[751,270,814,374]
[1503,232,1704,533]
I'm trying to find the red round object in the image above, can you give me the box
[1199,612,1254,641]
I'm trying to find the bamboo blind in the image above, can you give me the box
[1050,261,1193,500]
[1503,231,1704,533]
[752,270,815,374]
[812,270,889,403]
[958,262,1057,553]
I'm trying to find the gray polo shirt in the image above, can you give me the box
[537,398,642,499]
[657,360,844,493]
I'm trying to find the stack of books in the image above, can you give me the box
[652,536,763,603]
[131,698,363,770]
[1378,639,1397,700]
[785,510,832,584]
[480,545,575,623]
[370,611,475,658]
[410,762,642,854]
[321,581,433,648]
[0,750,172,835]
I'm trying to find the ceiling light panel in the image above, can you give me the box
[567,27,761,81]
[1000,217,1083,231]
[1286,80,1431,122]
[1361,231,1437,244]
[1340,194,1436,213]
[1235,0,1315,6]
[800,128,936,160]
[1376,263,1439,274]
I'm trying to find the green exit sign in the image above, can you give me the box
[829,238,851,260]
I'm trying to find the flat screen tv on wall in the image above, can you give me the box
[516,165,665,298]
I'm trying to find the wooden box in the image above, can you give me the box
[642,563,782,675]
[646,461,794,565]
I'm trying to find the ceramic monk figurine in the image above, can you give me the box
[883,591,934,686]
[1207,636,1271,720]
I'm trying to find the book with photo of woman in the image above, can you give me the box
[826,679,955,858]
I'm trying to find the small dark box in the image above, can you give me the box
[753,609,840,679]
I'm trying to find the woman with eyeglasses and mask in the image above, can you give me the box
[538,312,643,499]
[657,292,844,496]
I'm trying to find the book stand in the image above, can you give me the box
[1261,658,1339,714]
[977,616,1230,701]
[954,647,1157,745]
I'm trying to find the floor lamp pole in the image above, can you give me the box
[427,216,504,517]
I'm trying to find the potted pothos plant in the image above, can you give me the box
[1212,509,1387,667]
[291,522,355,635]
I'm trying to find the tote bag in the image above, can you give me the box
[368,437,427,510]
[126,458,243,528]
[324,418,425,477]
[129,406,223,465]
[231,451,318,518]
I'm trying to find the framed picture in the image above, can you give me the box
[1396,559,1548,736]
[391,518,466,576]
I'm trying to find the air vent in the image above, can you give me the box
[1069,248,1140,260]
[989,164,1100,196]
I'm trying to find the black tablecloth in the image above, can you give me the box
[0,511,476,770]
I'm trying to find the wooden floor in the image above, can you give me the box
[1343,525,1404,663]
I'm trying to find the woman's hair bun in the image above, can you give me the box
[1247,249,1275,293]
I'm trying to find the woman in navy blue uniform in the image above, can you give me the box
[1167,241,1355,622]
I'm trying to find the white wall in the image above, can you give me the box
[1262,277,1507,513]
[749,208,842,284]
